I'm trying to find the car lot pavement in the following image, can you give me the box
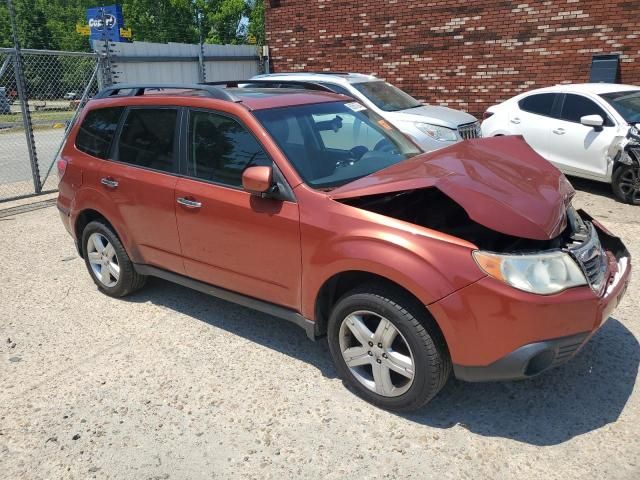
[0,184,638,479]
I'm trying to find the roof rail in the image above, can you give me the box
[202,79,339,93]
[94,83,240,102]
[258,71,355,76]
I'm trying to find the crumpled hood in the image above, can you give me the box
[386,105,477,128]
[330,136,575,241]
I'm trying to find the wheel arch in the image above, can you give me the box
[312,270,448,351]
[74,207,134,260]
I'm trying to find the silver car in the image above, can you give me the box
[251,72,480,151]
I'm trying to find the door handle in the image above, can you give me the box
[510,117,521,124]
[552,128,566,135]
[100,177,119,188]
[177,197,202,209]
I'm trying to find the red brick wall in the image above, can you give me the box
[265,0,640,116]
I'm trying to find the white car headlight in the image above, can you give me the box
[473,250,587,295]
[415,123,458,142]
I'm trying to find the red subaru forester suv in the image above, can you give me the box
[57,84,631,411]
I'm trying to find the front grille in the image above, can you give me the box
[567,222,608,293]
[457,121,481,140]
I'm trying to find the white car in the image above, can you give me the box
[482,83,640,204]
[251,72,480,152]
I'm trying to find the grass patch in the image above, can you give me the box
[0,110,73,124]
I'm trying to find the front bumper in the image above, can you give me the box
[453,331,590,382]
[430,218,631,382]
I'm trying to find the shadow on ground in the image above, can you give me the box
[404,318,639,445]
[568,175,617,200]
[128,277,639,447]
[126,277,337,379]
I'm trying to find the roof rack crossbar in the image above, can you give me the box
[201,79,339,93]
[94,83,240,102]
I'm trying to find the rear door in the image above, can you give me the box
[99,106,184,273]
[545,93,617,179]
[174,108,302,309]
[510,93,560,162]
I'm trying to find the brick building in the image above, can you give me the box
[264,0,640,116]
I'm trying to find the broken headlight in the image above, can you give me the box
[472,250,587,295]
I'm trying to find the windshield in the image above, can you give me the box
[600,90,640,123]
[351,81,422,112]
[255,101,422,189]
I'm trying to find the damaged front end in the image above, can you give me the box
[610,126,640,168]
[338,188,629,297]
[332,136,630,296]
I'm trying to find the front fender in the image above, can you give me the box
[301,233,484,320]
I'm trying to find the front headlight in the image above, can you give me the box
[473,250,587,295]
[415,123,458,142]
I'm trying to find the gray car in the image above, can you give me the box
[251,72,480,151]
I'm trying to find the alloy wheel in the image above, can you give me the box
[86,232,120,287]
[338,310,415,397]
[618,166,640,204]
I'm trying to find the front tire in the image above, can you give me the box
[82,221,146,297]
[612,163,640,205]
[327,284,451,412]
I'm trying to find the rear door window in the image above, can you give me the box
[559,94,614,126]
[115,108,179,173]
[518,93,558,117]
[75,107,124,159]
[186,110,271,187]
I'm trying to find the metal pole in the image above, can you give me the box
[262,45,270,74]
[99,8,113,86]
[7,0,41,194]
[197,9,206,82]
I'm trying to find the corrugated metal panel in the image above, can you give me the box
[95,41,260,84]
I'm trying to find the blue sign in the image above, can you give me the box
[86,4,125,42]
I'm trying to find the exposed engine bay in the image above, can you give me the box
[340,188,583,253]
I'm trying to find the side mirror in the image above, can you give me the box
[580,114,604,128]
[242,166,275,196]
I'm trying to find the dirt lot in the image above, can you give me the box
[1,181,638,479]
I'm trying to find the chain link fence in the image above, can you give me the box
[0,48,101,202]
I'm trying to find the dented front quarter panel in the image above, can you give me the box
[330,136,574,241]
[295,186,486,320]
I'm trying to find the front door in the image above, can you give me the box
[174,109,302,310]
[545,93,618,180]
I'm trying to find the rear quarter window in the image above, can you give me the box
[75,107,124,159]
[518,93,558,117]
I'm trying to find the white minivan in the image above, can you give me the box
[482,83,640,205]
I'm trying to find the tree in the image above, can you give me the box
[0,2,11,48]
[0,0,266,49]
[124,0,198,44]
[203,0,249,45]
[247,0,264,45]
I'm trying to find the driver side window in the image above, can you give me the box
[311,112,385,151]
[186,110,271,187]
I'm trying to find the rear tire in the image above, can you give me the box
[82,220,146,297]
[612,163,640,205]
[327,283,451,412]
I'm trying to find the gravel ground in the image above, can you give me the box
[1,182,638,479]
